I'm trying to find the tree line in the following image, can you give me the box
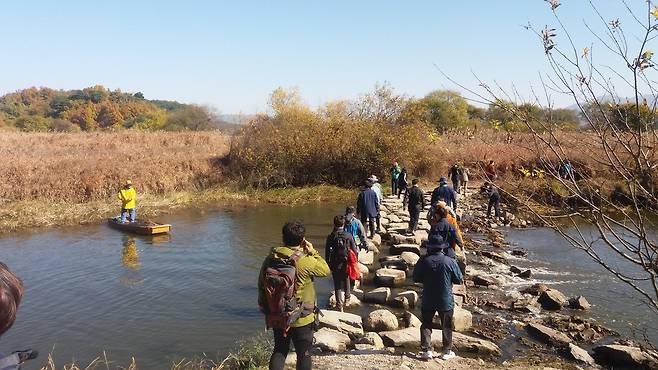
[0,85,231,132]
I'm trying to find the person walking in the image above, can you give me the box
[448,164,461,194]
[369,175,383,233]
[403,178,425,235]
[258,220,330,370]
[460,166,469,194]
[397,168,408,199]
[412,234,463,361]
[430,177,458,210]
[344,206,367,250]
[484,160,497,181]
[325,215,358,312]
[428,207,463,259]
[117,180,137,223]
[390,161,401,196]
[356,180,380,238]
[487,183,501,219]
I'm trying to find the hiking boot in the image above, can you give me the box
[419,351,434,361]
[441,350,456,360]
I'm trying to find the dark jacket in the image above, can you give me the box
[428,219,462,257]
[404,185,426,212]
[325,228,358,272]
[431,184,458,209]
[489,186,500,201]
[357,187,380,218]
[397,172,408,189]
[413,249,463,312]
[448,165,461,181]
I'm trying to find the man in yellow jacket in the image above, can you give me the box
[118,180,137,223]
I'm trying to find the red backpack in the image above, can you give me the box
[261,250,307,335]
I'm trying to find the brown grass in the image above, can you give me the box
[0,131,228,202]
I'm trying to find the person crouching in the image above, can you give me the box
[412,234,463,361]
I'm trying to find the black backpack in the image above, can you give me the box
[327,232,349,270]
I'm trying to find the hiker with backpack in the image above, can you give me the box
[325,215,359,312]
[397,168,408,199]
[430,177,458,210]
[448,164,461,194]
[428,207,462,259]
[258,220,330,370]
[344,206,368,250]
[413,234,464,361]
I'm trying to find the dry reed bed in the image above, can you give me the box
[0,131,228,202]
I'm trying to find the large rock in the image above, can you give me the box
[354,332,384,350]
[566,343,595,365]
[432,306,472,332]
[593,345,658,369]
[380,258,407,271]
[526,322,572,346]
[318,310,364,337]
[358,250,374,265]
[568,296,591,310]
[400,251,420,266]
[394,291,418,308]
[379,327,500,356]
[371,233,382,247]
[364,309,399,332]
[472,275,498,287]
[388,234,416,246]
[538,289,567,310]
[363,287,390,304]
[521,283,549,296]
[358,262,369,276]
[413,230,429,244]
[314,327,351,352]
[374,268,406,287]
[328,293,361,309]
[388,214,402,223]
[452,306,473,332]
[390,244,421,255]
[402,311,422,328]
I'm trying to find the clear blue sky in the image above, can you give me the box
[0,1,648,113]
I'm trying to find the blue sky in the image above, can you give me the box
[0,1,649,113]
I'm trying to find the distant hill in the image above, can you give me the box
[0,86,230,132]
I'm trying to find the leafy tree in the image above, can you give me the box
[15,116,50,131]
[421,90,470,131]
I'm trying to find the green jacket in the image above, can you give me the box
[391,164,401,180]
[258,245,330,328]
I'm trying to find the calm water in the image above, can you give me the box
[0,204,343,369]
[0,204,655,369]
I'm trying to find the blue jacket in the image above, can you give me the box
[344,217,367,246]
[413,250,463,311]
[357,187,380,218]
[428,219,462,257]
[431,184,457,209]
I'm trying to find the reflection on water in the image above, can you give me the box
[0,203,653,370]
[0,203,345,369]
[121,236,140,270]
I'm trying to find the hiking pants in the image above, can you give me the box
[270,323,314,370]
[331,269,351,309]
[409,208,421,232]
[397,186,407,199]
[360,214,376,238]
[121,208,136,223]
[392,178,398,196]
[452,179,460,193]
[488,196,501,218]
[420,309,453,353]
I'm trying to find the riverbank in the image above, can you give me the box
[0,184,354,233]
[291,187,658,370]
